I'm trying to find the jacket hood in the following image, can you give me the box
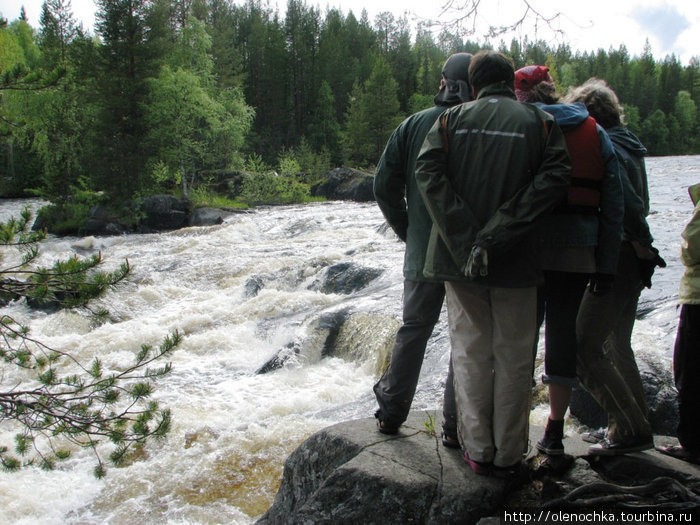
[434,79,473,106]
[606,126,648,157]
[534,101,588,131]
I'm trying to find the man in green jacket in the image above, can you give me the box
[415,50,571,476]
[373,53,473,446]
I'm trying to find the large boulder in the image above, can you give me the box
[311,168,375,202]
[257,413,506,525]
[257,413,699,525]
[138,194,190,232]
[188,207,229,227]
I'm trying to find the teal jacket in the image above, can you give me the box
[415,83,571,287]
[374,105,449,281]
[606,126,654,247]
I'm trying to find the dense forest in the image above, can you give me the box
[1,0,699,223]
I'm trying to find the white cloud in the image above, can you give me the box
[1,0,697,63]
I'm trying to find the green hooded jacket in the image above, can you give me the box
[415,83,572,287]
[374,104,450,281]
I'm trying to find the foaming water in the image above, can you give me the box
[1,156,699,524]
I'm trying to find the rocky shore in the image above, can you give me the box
[257,412,699,524]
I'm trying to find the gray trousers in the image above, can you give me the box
[374,280,455,430]
[576,243,651,441]
[446,282,536,467]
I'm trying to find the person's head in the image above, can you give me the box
[434,52,474,106]
[514,65,559,104]
[564,78,624,128]
[468,50,515,97]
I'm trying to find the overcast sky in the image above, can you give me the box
[1,0,697,64]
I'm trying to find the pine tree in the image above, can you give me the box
[0,209,179,477]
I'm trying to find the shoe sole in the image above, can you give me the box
[589,442,653,456]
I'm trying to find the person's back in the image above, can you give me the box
[417,83,570,286]
[415,50,571,476]
[565,78,663,455]
[606,126,650,218]
[514,65,624,457]
[373,53,473,442]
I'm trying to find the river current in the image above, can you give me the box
[1,155,699,524]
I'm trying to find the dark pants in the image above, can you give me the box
[674,304,700,452]
[576,243,651,441]
[537,270,589,385]
[374,280,454,431]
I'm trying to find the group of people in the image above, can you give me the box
[372,49,699,478]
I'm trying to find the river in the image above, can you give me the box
[1,155,699,524]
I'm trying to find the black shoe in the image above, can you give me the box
[441,431,460,449]
[374,410,399,435]
[588,436,653,456]
[537,418,564,455]
[536,434,564,455]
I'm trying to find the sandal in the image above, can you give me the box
[655,444,700,465]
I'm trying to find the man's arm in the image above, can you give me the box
[415,113,482,268]
[474,114,571,253]
[374,127,409,241]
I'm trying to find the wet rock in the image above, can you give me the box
[310,262,383,295]
[257,414,700,525]
[244,276,265,298]
[138,194,190,231]
[188,207,227,227]
[257,342,300,374]
[311,168,375,202]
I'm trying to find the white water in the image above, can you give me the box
[1,155,698,524]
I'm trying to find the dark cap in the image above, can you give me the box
[434,52,473,106]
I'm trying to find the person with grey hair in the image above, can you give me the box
[415,50,571,477]
[565,78,666,455]
[373,53,474,446]
[514,66,624,458]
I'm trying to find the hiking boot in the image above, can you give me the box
[536,418,564,456]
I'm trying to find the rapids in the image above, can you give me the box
[0,155,698,524]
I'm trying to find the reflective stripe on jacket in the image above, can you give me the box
[415,83,571,287]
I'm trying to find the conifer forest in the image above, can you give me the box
[1,0,699,214]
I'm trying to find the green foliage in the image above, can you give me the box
[423,411,436,437]
[3,1,700,209]
[344,55,403,163]
[244,153,270,173]
[0,210,179,476]
[237,172,310,206]
[188,187,247,210]
[408,92,434,114]
[33,189,100,235]
[278,149,302,176]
